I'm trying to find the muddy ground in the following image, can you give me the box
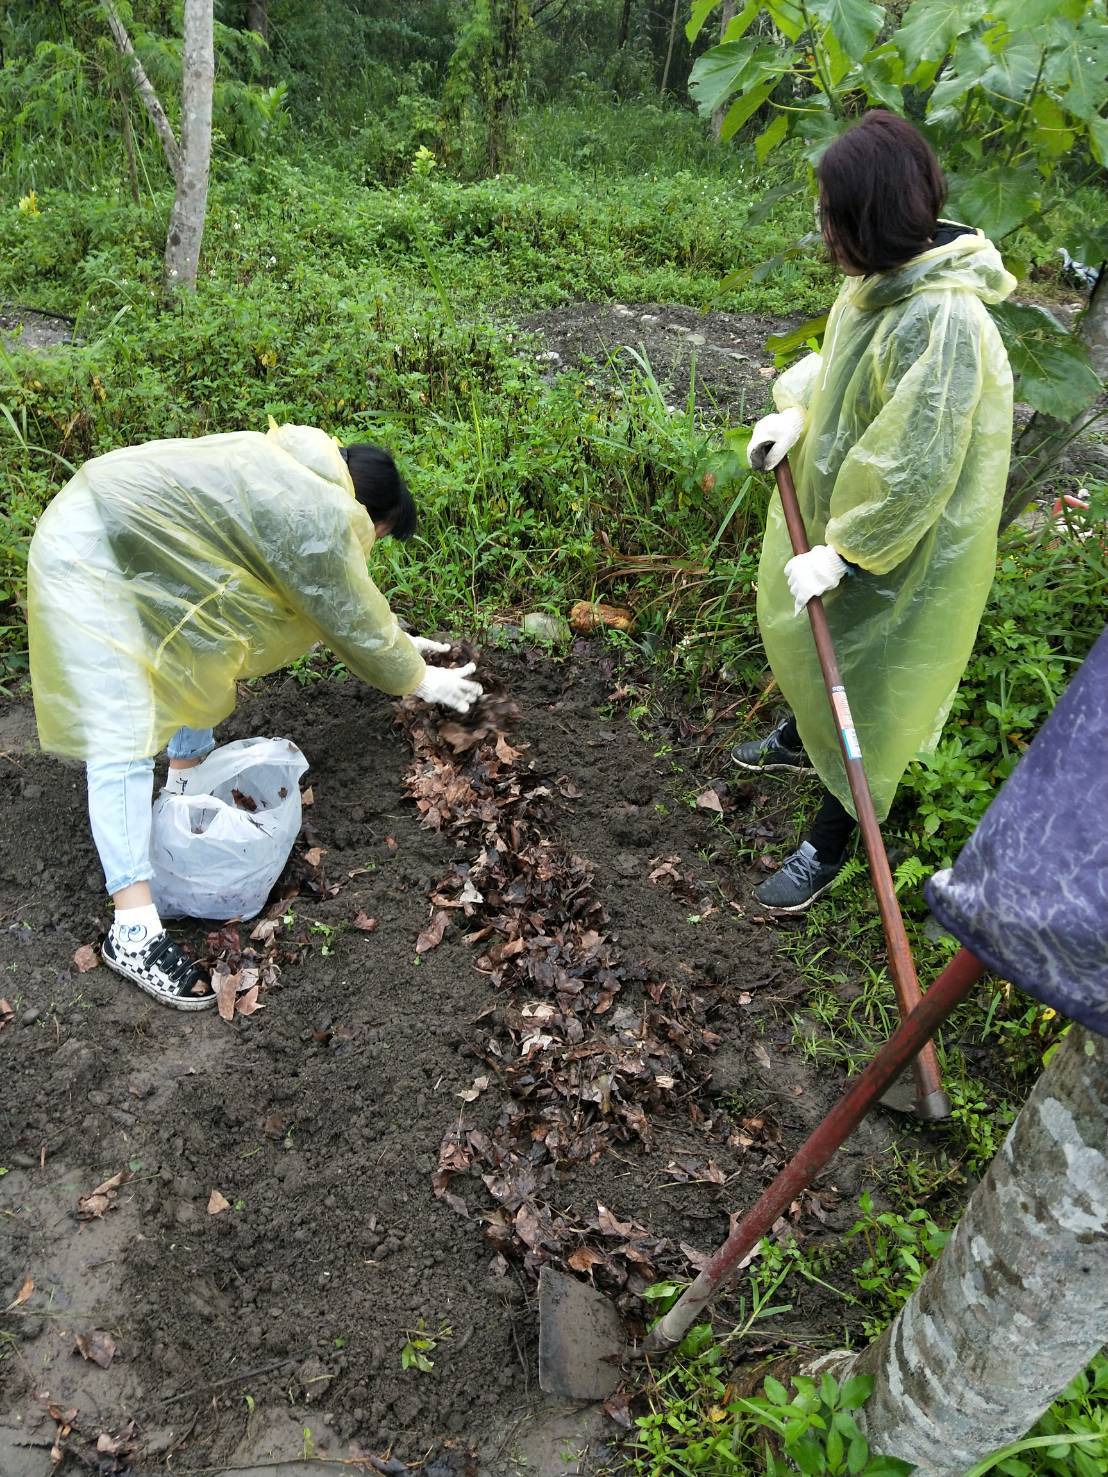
[0,644,918,1477]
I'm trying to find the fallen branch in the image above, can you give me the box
[102,0,181,181]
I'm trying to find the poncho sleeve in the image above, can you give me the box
[824,295,985,574]
[264,489,426,698]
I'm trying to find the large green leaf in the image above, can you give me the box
[807,0,883,58]
[1028,92,1077,159]
[992,0,1083,25]
[979,30,1044,105]
[686,0,721,43]
[1043,17,1108,121]
[766,0,806,43]
[720,76,779,140]
[766,311,829,365]
[860,43,906,112]
[744,178,807,228]
[688,39,783,116]
[719,232,819,292]
[1086,111,1108,166]
[893,0,986,75]
[1066,220,1108,266]
[990,302,1102,420]
[755,110,790,162]
[951,165,1041,240]
[926,35,991,121]
[797,108,850,163]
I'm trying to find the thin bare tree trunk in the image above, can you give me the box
[815,1027,1108,1476]
[246,0,268,42]
[711,1,737,139]
[660,0,681,94]
[617,0,633,48]
[164,0,214,294]
[1002,269,1108,528]
[103,0,181,181]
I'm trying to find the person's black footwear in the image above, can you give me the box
[752,841,845,913]
[101,928,212,1011]
[731,717,815,775]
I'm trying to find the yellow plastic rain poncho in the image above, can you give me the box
[28,423,427,762]
[757,232,1016,819]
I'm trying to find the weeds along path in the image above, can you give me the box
[0,644,911,1474]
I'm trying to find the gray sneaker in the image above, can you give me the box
[752,841,845,913]
[732,717,815,775]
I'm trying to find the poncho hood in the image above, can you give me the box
[265,419,353,493]
[850,232,1016,312]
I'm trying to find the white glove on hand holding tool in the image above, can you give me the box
[785,545,849,615]
[747,406,807,471]
[414,660,483,714]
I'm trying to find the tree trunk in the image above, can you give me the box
[659,0,680,94]
[815,1027,1108,1476]
[617,0,633,48]
[103,0,181,181]
[711,1,737,139]
[1002,269,1108,529]
[164,0,214,293]
[246,0,268,42]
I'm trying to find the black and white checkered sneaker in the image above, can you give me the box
[101,926,212,1010]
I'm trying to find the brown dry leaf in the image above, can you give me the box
[604,1391,634,1429]
[74,1330,116,1368]
[556,775,583,800]
[758,364,776,378]
[494,734,522,764]
[514,1204,547,1252]
[567,1246,605,1274]
[7,1277,33,1310]
[385,834,398,852]
[596,1204,635,1239]
[680,1241,713,1273]
[753,1042,772,1071]
[207,1189,231,1216]
[77,1170,129,1221]
[0,998,13,1030]
[231,787,258,813]
[695,787,724,815]
[301,785,315,807]
[304,846,325,869]
[211,964,239,1023]
[352,912,378,933]
[416,910,450,955]
[456,1075,489,1103]
[648,856,681,884]
[262,1114,287,1138]
[251,917,280,944]
[234,985,263,1016]
[73,945,100,973]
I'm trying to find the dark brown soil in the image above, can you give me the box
[513,301,799,421]
[0,645,911,1476]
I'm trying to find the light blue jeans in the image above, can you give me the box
[87,726,214,895]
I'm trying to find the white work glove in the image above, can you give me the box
[409,636,453,655]
[747,406,806,471]
[785,545,849,615]
[413,661,483,714]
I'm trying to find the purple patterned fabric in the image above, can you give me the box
[925,626,1108,1037]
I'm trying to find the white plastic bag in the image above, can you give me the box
[150,738,309,921]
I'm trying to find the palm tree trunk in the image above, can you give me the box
[164,0,214,293]
[1002,269,1108,529]
[815,1027,1108,1476]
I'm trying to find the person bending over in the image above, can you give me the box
[28,422,480,1006]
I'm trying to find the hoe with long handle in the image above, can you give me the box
[538,455,966,1399]
[771,456,949,1121]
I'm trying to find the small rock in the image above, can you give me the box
[87,1091,109,1108]
[687,332,707,346]
[521,612,570,645]
[21,783,43,801]
[20,1008,40,1027]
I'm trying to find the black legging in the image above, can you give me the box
[780,716,857,863]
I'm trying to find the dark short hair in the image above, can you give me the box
[817,111,947,275]
[341,443,417,540]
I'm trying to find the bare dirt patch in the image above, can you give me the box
[0,645,914,1475]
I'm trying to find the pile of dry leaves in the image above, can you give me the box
[395,650,770,1316]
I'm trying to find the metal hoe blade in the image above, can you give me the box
[538,1266,627,1399]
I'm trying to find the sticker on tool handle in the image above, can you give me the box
[831,685,862,761]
